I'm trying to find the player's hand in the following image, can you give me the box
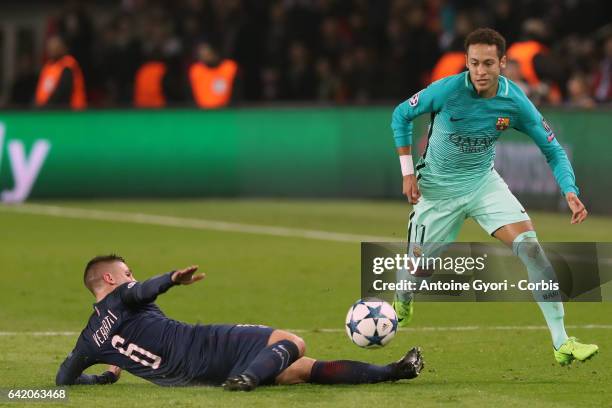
[566,192,588,224]
[107,365,121,379]
[172,265,205,285]
[402,175,421,204]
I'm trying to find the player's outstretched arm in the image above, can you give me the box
[515,87,582,223]
[56,348,119,386]
[119,266,204,306]
[171,265,205,285]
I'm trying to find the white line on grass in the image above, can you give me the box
[3,204,612,268]
[2,325,612,336]
[0,203,397,243]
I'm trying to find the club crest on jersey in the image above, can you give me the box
[408,91,421,107]
[495,117,510,131]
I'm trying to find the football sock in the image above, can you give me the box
[309,360,394,384]
[513,231,568,349]
[242,340,299,385]
[396,243,438,303]
[395,266,415,303]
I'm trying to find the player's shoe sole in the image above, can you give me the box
[222,374,257,391]
[554,337,599,366]
[392,298,414,327]
[390,346,424,380]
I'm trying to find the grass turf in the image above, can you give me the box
[0,199,610,407]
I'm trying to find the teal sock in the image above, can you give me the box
[395,241,444,303]
[512,231,569,349]
[395,264,416,303]
[538,301,568,350]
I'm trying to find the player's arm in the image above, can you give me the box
[119,266,204,306]
[55,341,119,386]
[391,77,451,204]
[516,97,587,224]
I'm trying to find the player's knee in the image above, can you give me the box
[512,230,541,260]
[286,333,306,357]
[270,330,306,357]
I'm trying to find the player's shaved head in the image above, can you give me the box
[84,254,126,294]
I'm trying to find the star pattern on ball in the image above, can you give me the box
[346,318,361,334]
[364,334,385,346]
[390,317,398,332]
[364,304,384,319]
[346,299,398,348]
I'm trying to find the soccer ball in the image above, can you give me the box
[345,298,398,348]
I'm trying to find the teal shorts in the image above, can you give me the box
[407,169,530,254]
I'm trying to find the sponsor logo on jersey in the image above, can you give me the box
[449,134,496,153]
[495,117,510,131]
[408,91,421,107]
[547,133,556,143]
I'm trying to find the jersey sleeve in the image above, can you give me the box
[117,271,176,306]
[391,76,455,148]
[515,94,579,196]
[55,336,102,385]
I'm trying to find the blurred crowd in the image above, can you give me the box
[6,0,612,109]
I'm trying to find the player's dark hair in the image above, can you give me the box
[84,254,125,293]
[464,28,506,59]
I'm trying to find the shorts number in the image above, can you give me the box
[410,223,426,245]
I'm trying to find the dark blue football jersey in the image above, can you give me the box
[57,273,212,386]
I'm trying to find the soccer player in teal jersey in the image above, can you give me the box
[390,28,598,366]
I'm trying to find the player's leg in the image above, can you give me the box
[394,195,466,326]
[501,225,598,364]
[469,173,566,347]
[223,329,304,391]
[469,171,598,364]
[275,347,424,385]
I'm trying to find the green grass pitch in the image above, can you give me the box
[0,199,611,407]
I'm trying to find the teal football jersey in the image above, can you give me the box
[391,72,578,200]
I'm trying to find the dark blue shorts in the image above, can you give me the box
[191,324,274,385]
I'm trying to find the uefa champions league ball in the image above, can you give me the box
[345,298,398,348]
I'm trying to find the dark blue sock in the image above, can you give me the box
[243,340,299,385]
[309,360,394,384]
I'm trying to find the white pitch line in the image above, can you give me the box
[3,204,612,265]
[0,204,397,243]
[284,325,612,332]
[0,331,80,336]
[1,325,612,337]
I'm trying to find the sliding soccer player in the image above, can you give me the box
[56,255,423,391]
[390,28,598,365]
